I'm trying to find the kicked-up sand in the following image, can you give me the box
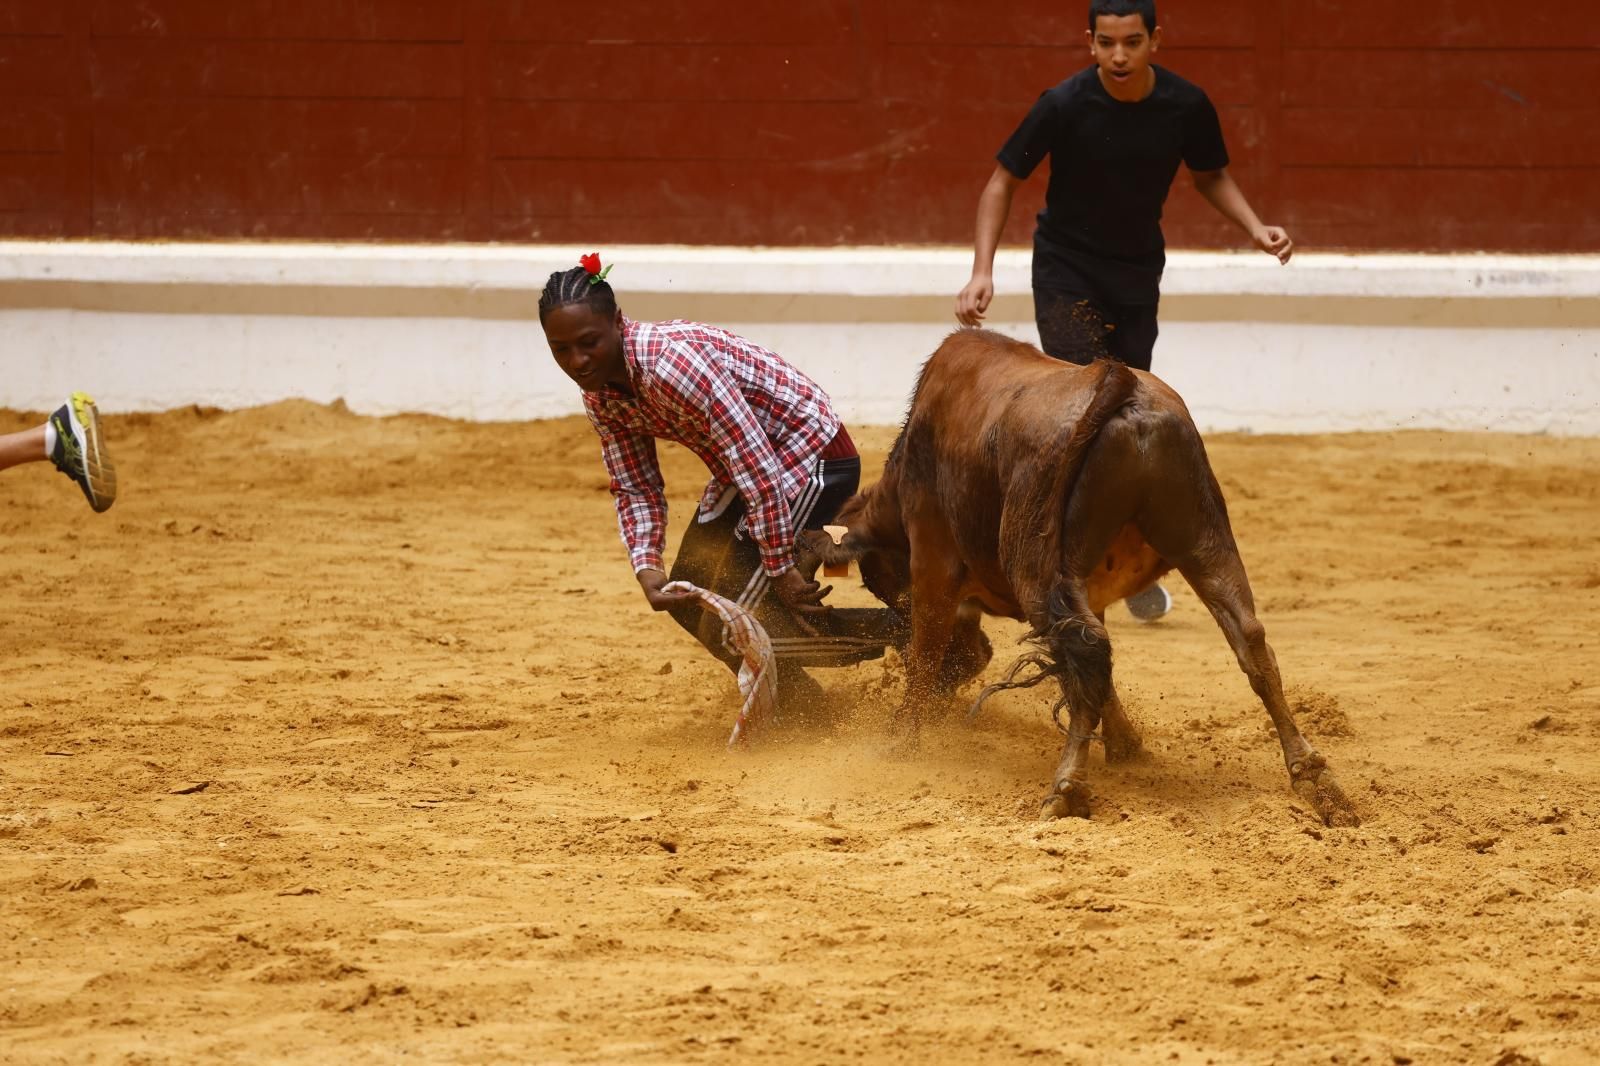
[1,402,1597,1064]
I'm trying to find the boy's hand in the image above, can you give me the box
[1254,226,1294,264]
[955,274,994,326]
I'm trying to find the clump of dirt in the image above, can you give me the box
[1290,687,1355,737]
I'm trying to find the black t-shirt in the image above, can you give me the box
[997,64,1229,304]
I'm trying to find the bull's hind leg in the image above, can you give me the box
[1177,552,1359,827]
[1121,410,1358,826]
[1036,580,1114,820]
[1025,440,1147,818]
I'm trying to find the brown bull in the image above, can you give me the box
[802,329,1358,827]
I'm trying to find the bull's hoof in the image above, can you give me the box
[1039,783,1092,821]
[1291,765,1360,828]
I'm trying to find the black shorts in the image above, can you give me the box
[1031,234,1161,371]
[1034,288,1159,372]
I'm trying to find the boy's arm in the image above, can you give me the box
[955,165,1024,325]
[1191,168,1294,264]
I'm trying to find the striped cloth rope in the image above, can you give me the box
[662,580,778,748]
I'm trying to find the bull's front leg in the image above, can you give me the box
[1098,687,1144,763]
[893,542,966,749]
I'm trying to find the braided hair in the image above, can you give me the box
[538,265,618,323]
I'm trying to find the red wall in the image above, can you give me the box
[2,0,1597,251]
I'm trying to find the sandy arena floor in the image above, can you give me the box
[1,402,1597,1065]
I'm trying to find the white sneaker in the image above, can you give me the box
[1126,583,1172,623]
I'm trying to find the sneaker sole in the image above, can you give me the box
[1126,584,1172,623]
[69,392,118,513]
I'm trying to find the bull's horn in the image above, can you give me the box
[822,524,849,546]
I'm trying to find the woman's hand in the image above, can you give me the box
[636,568,702,611]
[771,567,832,635]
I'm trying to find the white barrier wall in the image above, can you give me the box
[2,243,1597,433]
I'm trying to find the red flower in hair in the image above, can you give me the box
[578,252,612,285]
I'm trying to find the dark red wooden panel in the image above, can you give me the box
[1285,49,1600,109]
[869,2,1096,45]
[0,1,63,35]
[1284,166,1594,223]
[492,158,824,237]
[486,1,855,44]
[1277,215,1600,254]
[0,38,71,95]
[1286,0,1600,48]
[492,157,1047,245]
[90,211,469,239]
[1150,0,1263,47]
[0,99,67,153]
[496,100,857,162]
[90,40,463,98]
[94,154,465,215]
[89,0,460,41]
[1217,108,1269,158]
[489,43,860,103]
[0,211,67,235]
[491,100,1026,166]
[0,0,1590,250]
[486,214,743,246]
[0,154,68,210]
[490,170,1032,247]
[1156,51,1261,107]
[493,159,744,222]
[95,99,463,156]
[1280,167,1600,250]
[1283,108,1600,167]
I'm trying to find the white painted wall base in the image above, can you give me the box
[2,242,1596,433]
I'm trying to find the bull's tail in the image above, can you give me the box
[1042,359,1140,570]
[968,590,1113,735]
[970,359,1137,728]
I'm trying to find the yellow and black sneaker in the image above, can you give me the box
[48,392,117,513]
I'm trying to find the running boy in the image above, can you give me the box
[954,0,1291,619]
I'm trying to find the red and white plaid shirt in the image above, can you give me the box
[582,317,841,577]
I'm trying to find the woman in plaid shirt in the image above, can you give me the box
[539,257,885,695]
